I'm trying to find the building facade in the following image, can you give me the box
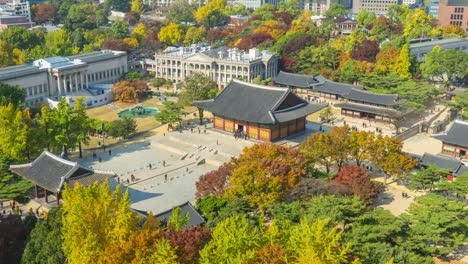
[352,0,398,15]
[409,37,468,61]
[0,50,128,107]
[146,45,279,88]
[427,0,440,17]
[438,0,468,33]
[274,71,406,123]
[194,80,326,142]
[433,120,468,160]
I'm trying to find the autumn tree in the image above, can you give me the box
[287,178,352,202]
[333,164,382,204]
[375,47,399,74]
[184,26,207,45]
[112,80,149,102]
[62,182,138,264]
[286,218,359,263]
[348,130,374,167]
[158,22,183,45]
[225,143,307,209]
[403,8,432,39]
[164,226,211,264]
[367,135,417,184]
[179,72,217,124]
[32,3,56,23]
[237,32,274,50]
[199,215,262,263]
[350,39,379,63]
[194,0,228,28]
[195,162,233,198]
[394,44,411,78]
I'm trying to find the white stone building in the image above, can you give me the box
[0,50,128,107]
[145,45,279,88]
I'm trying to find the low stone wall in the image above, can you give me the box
[393,124,420,141]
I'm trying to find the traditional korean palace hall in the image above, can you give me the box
[273,71,407,123]
[194,79,327,142]
[10,151,115,205]
[432,120,468,161]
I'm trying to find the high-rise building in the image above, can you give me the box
[426,0,440,17]
[438,0,468,33]
[352,0,398,15]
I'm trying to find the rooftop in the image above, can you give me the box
[445,0,468,6]
[10,151,115,193]
[194,79,326,124]
[273,71,321,88]
[0,64,45,81]
[160,44,272,62]
[432,120,468,148]
[346,89,404,106]
[419,152,464,174]
[155,201,205,228]
[409,38,468,49]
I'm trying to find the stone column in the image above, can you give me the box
[63,76,67,94]
[57,75,63,95]
[56,193,60,205]
[86,73,89,88]
[80,72,84,90]
[74,72,79,92]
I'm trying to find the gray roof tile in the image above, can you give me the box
[194,80,324,124]
[155,202,205,228]
[346,89,403,106]
[432,120,468,148]
[419,153,463,173]
[273,71,320,88]
[335,102,402,117]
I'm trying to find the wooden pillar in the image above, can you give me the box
[44,189,48,203]
[56,193,60,206]
[34,185,38,199]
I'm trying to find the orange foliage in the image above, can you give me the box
[332,164,382,204]
[253,244,286,264]
[112,80,149,102]
[254,20,287,40]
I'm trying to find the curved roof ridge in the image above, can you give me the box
[231,79,289,91]
[277,70,317,78]
[349,88,398,97]
[43,151,77,167]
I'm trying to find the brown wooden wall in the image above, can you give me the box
[212,115,306,142]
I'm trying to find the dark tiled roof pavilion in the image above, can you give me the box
[432,120,468,148]
[194,79,327,125]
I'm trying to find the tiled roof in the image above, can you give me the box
[316,81,363,96]
[346,89,404,106]
[419,153,463,173]
[155,202,205,228]
[432,120,468,148]
[335,102,402,117]
[273,71,320,88]
[194,80,325,124]
[10,151,115,192]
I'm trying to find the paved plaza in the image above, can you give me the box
[79,126,253,214]
[402,133,443,156]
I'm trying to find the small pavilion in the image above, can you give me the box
[194,79,327,141]
[10,151,115,205]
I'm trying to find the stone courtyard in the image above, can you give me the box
[80,125,254,214]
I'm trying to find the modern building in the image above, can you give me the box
[432,120,468,160]
[0,14,33,30]
[427,0,440,17]
[0,0,32,20]
[409,37,468,61]
[0,50,128,107]
[304,0,352,13]
[351,0,398,15]
[193,79,327,142]
[274,71,407,122]
[146,44,279,89]
[10,151,115,205]
[438,0,468,33]
[402,0,416,5]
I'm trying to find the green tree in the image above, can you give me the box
[107,117,137,139]
[179,72,217,124]
[324,3,348,18]
[61,182,138,264]
[319,106,333,122]
[0,156,33,200]
[72,98,91,158]
[199,215,262,263]
[22,208,65,264]
[0,39,14,67]
[167,207,190,231]
[105,0,129,12]
[50,98,77,156]
[149,239,179,264]
[154,101,187,129]
[403,8,432,39]
[404,194,467,257]
[450,91,468,119]
[45,29,72,56]
[409,164,450,191]
[356,9,376,27]
[184,26,207,45]
[166,0,196,24]
[0,83,26,107]
[110,20,129,39]
[421,48,468,85]
[387,4,409,24]
[0,26,43,50]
